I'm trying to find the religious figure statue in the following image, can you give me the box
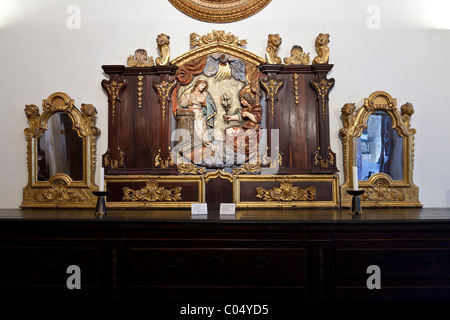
[177,79,218,163]
[224,91,262,163]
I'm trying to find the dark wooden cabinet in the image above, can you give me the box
[1,208,450,301]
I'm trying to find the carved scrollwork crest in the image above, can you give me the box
[362,177,405,201]
[190,30,247,47]
[284,45,310,65]
[127,49,154,67]
[36,178,87,203]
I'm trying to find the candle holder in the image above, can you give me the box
[93,191,109,218]
[346,190,365,215]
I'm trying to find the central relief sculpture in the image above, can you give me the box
[172,51,265,169]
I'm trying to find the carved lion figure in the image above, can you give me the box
[313,33,330,64]
[156,33,170,66]
[265,34,282,64]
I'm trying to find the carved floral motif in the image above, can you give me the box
[36,179,86,202]
[123,180,182,202]
[127,49,154,67]
[256,181,316,201]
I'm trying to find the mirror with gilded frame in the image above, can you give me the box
[22,92,100,208]
[339,91,421,207]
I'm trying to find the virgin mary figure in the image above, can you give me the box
[177,79,218,163]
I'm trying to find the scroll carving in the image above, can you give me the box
[190,30,247,47]
[312,33,330,64]
[155,148,174,168]
[177,163,206,175]
[256,181,316,201]
[314,146,334,168]
[36,178,86,202]
[362,178,405,201]
[265,34,282,64]
[103,147,125,168]
[123,180,182,202]
[232,157,261,174]
[156,33,171,66]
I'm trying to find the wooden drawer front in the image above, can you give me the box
[0,247,100,285]
[336,249,450,280]
[127,248,306,286]
[234,175,339,208]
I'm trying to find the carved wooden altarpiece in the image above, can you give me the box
[102,31,339,209]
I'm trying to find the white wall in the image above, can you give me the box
[1,0,449,208]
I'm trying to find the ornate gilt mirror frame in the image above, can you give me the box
[339,91,422,207]
[22,92,100,208]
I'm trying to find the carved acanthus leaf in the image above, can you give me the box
[256,181,316,201]
[123,180,181,202]
[190,30,247,47]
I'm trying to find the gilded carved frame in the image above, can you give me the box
[339,91,421,207]
[168,0,272,23]
[22,92,100,208]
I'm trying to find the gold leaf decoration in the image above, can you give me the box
[123,180,182,202]
[177,163,206,175]
[265,34,282,64]
[312,33,330,64]
[362,178,405,201]
[36,179,86,202]
[169,0,272,23]
[190,30,247,47]
[284,45,310,65]
[155,33,171,66]
[127,49,154,67]
[256,181,316,201]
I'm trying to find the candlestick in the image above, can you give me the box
[93,191,109,218]
[346,190,365,215]
[352,165,358,191]
[99,167,104,191]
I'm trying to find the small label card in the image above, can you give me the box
[220,203,236,215]
[191,203,208,215]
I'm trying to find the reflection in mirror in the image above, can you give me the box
[37,112,83,181]
[339,91,421,208]
[22,92,100,208]
[356,111,403,181]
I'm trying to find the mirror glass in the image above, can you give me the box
[37,112,83,181]
[356,110,403,181]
